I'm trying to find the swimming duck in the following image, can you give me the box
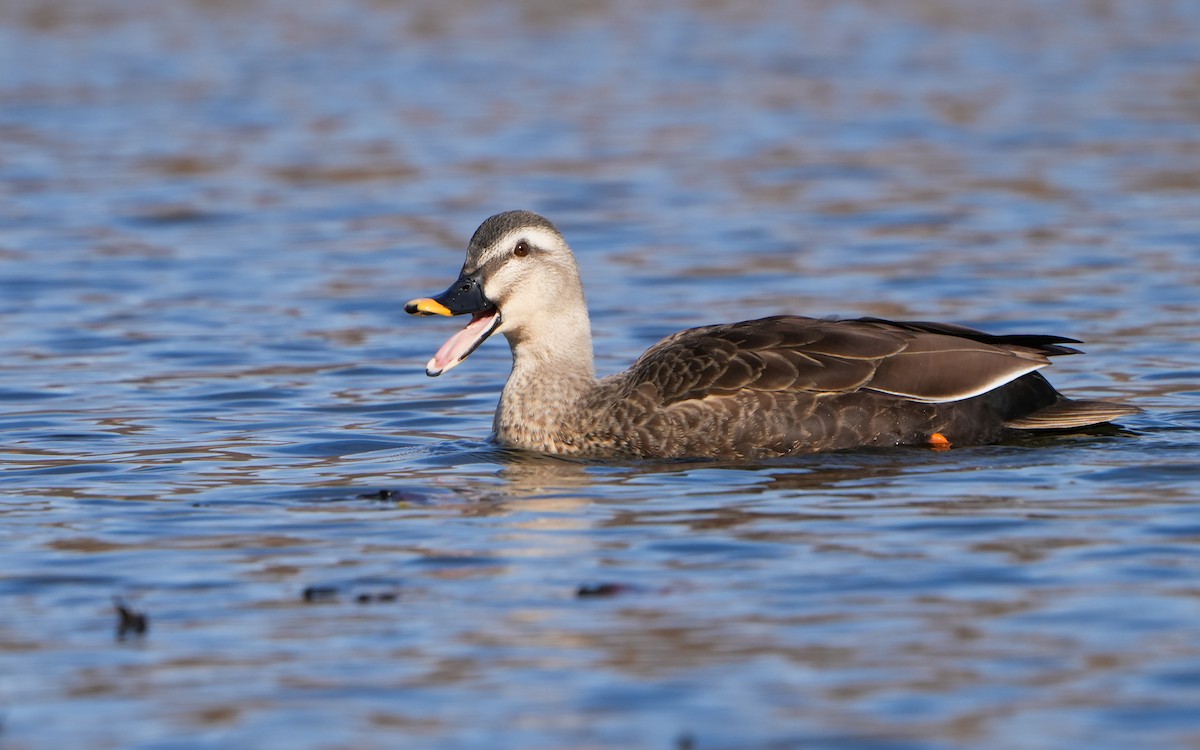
[405,210,1139,459]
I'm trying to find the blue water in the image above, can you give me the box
[2,1,1199,748]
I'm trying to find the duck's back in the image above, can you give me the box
[569,316,1133,459]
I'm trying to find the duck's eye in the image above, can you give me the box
[513,241,530,258]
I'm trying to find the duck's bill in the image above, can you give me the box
[405,273,499,376]
[423,307,501,376]
[406,297,453,316]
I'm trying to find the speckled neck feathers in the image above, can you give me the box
[492,287,597,452]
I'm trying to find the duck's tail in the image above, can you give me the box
[1004,398,1142,430]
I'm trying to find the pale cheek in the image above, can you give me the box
[497,297,534,327]
[483,269,525,304]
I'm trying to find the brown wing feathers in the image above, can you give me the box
[854,317,1084,355]
[866,333,1050,403]
[633,318,880,404]
[630,316,1076,408]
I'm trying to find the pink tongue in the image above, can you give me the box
[429,310,498,374]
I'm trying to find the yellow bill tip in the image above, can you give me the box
[405,297,453,317]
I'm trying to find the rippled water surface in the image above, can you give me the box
[3,1,1200,748]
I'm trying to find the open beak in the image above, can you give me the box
[405,273,501,377]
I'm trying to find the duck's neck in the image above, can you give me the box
[493,309,596,452]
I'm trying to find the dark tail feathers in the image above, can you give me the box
[1005,399,1142,430]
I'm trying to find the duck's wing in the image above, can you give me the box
[626,315,1078,407]
[852,317,1083,355]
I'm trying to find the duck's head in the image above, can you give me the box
[405,210,586,377]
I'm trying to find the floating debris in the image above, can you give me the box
[305,586,400,604]
[356,489,429,505]
[356,591,399,604]
[301,585,339,603]
[576,583,627,598]
[113,597,148,640]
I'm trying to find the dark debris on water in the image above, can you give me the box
[113,597,148,640]
[302,585,340,603]
[302,585,401,604]
[576,582,630,598]
[356,489,427,504]
[355,592,398,604]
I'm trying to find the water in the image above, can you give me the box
[2,1,1199,748]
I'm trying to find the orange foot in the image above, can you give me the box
[929,432,952,451]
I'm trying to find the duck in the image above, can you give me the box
[404,210,1139,459]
